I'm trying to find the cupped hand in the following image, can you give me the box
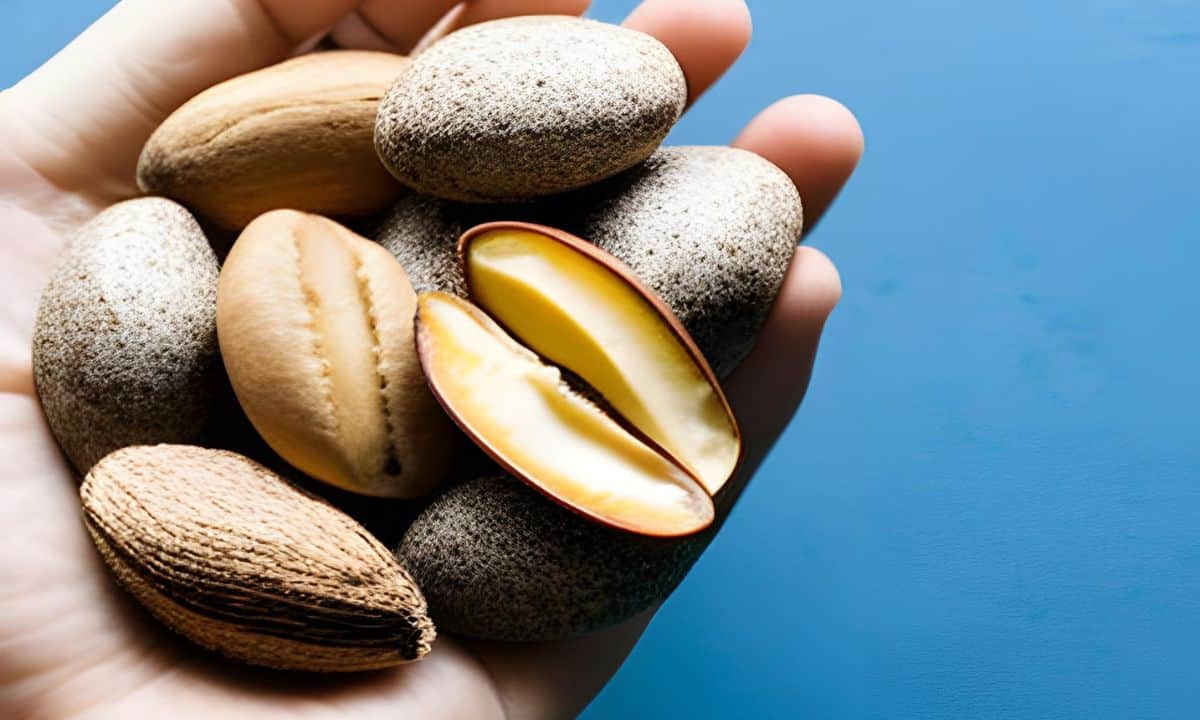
[0,1,862,717]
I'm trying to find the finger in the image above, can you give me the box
[455,0,592,29]
[712,94,860,511]
[411,0,592,54]
[326,11,405,53]
[733,94,865,233]
[622,0,752,106]
[722,247,841,503]
[5,0,359,199]
[338,0,461,53]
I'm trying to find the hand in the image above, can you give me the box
[0,1,862,717]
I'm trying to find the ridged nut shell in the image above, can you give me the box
[81,445,435,671]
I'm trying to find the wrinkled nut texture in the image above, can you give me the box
[217,210,454,498]
[83,445,435,671]
[398,474,709,642]
[375,16,686,202]
[138,51,409,228]
[32,198,220,473]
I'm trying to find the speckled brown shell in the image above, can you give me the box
[82,445,435,671]
[374,16,686,202]
[32,198,221,473]
[374,194,550,296]
[373,146,803,378]
[396,473,710,642]
[561,146,803,377]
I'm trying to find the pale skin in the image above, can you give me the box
[0,0,863,717]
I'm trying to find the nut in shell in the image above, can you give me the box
[375,16,686,202]
[81,445,435,671]
[138,51,409,228]
[397,473,710,642]
[217,210,456,498]
[32,197,221,473]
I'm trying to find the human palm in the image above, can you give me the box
[0,1,861,717]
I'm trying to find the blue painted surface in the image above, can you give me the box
[3,2,1198,718]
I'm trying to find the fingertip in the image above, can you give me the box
[624,0,752,104]
[791,245,843,321]
[796,244,844,309]
[738,94,865,170]
[734,94,864,231]
[785,94,865,173]
[696,0,754,50]
[722,245,842,489]
[733,0,755,48]
[759,246,842,346]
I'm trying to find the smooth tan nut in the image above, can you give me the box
[375,16,686,202]
[417,291,715,537]
[461,223,741,495]
[33,198,220,473]
[138,51,409,229]
[397,473,709,642]
[82,445,435,671]
[217,210,455,498]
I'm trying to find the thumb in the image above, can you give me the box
[3,0,356,199]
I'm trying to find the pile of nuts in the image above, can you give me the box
[32,15,802,670]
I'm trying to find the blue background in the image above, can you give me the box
[4,1,1198,718]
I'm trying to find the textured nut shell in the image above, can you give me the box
[373,146,802,377]
[82,445,434,671]
[397,474,709,642]
[138,51,409,229]
[218,210,455,498]
[32,198,220,473]
[375,195,549,295]
[563,146,803,377]
[375,16,686,202]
